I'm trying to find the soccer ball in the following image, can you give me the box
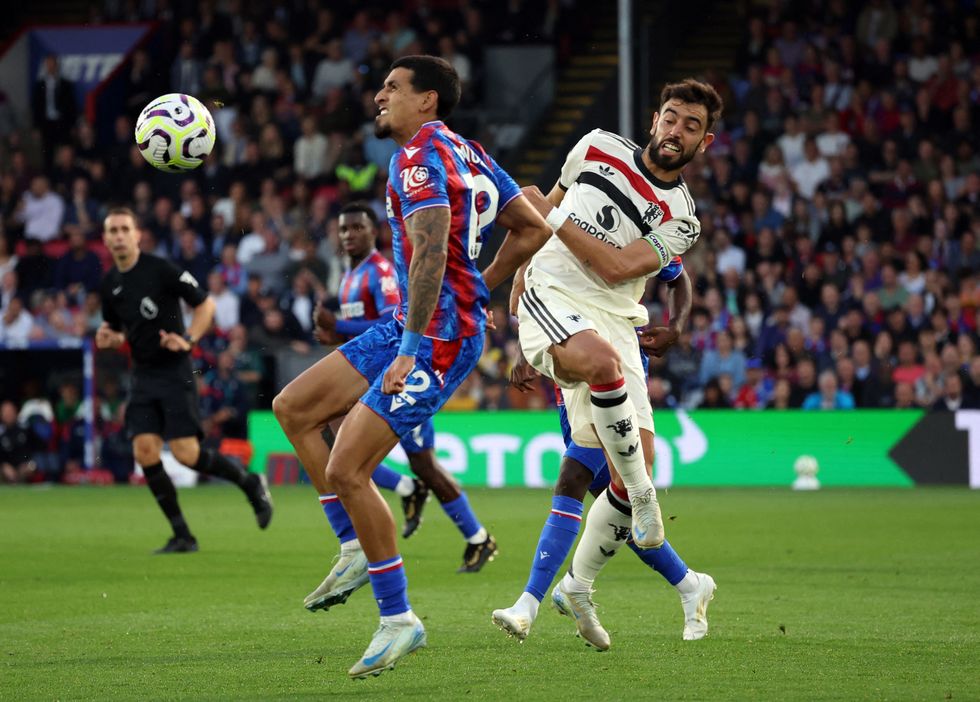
[134,93,216,172]
[792,454,820,490]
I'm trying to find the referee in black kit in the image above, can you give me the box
[97,207,273,553]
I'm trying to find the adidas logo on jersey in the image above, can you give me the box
[598,164,614,177]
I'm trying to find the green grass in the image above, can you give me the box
[1,485,978,701]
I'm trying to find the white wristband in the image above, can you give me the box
[545,207,569,232]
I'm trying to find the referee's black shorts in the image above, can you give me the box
[126,366,203,441]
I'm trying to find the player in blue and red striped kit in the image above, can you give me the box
[301,201,499,615]
[273,56,551,678]
[492,257,716,650]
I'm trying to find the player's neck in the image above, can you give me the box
[347,246,374,270]
[394,116,439,146]
[115,250,140,273]
[640,147,682,184]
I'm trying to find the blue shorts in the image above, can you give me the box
[556,343,649,492]
[399,419,435,455]
[339,319,483,440]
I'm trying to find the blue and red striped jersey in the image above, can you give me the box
[385,120,521,340]
[338,250,400,322]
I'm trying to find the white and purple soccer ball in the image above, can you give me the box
[135,93,216,172]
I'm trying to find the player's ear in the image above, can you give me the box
[650,112,660,135]
[700,133,715,153]
[422,90,438,115]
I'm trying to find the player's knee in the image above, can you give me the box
[272,390,299,429]
[324,462,359,497]
[133,441,160,466]
[585,351,622,385]
[170,442,199,467]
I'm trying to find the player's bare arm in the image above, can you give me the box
[639,267,692,357]
[159,296,216,352]
[403,207,450,333]
[522,184,664,285]
[507,260,539,392]
[481,196,552,292]
[95,322,125,350]
[382,206,450,395]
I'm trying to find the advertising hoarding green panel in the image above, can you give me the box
[249,410,919,487]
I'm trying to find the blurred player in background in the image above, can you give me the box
[301,200,498,615]
[492,260,715,649]
[513,77,722,640]
[97,208,272,553]
[273,56,551,678]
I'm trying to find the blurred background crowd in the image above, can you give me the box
[2,0,980,483]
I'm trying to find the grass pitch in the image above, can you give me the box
[1,485,978,701]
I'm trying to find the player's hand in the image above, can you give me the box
[313,300,336,331]
[313,325,343,346]
[520,185,550,217]
[95,322,116,349]
[638,326,679,357]
[510,350,539,392]
[382,355,415,395]
[486,309,496,331]
[159,330,192,353]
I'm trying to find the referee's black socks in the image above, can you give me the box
[192,448,250,488]
[143,462,193,539]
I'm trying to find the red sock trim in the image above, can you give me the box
[589,378,626,393]
[608,481,629,503]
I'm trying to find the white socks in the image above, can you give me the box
[514,591,540,619]
[566,488,632,590]
[676,569,699,597]
[589,380,653,499]
[467,526,488,545]
[340,538,362,555]
[394,475,415,497]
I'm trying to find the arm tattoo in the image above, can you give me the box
[404,207,450,334]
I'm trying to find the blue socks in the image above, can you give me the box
[524,496,584,601]
[319,494,356,544]
[440,492,482,540]
[629,537,688,585]
[368,555,411,616]
[371,465,404,492]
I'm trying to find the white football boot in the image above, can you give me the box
[348,613,427,679]
[630,487,665,549]
[304,548,369,612]
[551,580,610,651]
[491,605,534,642]
[681,572,717,640]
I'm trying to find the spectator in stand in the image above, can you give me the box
[14,176,64,243]
[699,329,747,390]
[293,115,331,182]
[0,296,33,344]
[932,373,972,411]
[312,40,354,98]
[0,400,34,483]
[207,270,240,334]
[803,370,856,410]
[790,137,830,200]
[53,229,103,298]
[31,55,76,160]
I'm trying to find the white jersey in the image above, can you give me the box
[526,129,700,325]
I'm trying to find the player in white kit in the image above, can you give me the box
[515,79,722,568]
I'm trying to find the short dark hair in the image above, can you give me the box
[340,201,379,227]
[390,55,460,120]
[105,206,140,227]
[659,78,724,131]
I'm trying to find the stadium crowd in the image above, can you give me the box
[2,0,980,482]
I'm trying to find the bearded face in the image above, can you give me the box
[645,131,701,171]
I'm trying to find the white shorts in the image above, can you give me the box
[517,283,654,448]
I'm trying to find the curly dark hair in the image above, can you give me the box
[659,78,724,131]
